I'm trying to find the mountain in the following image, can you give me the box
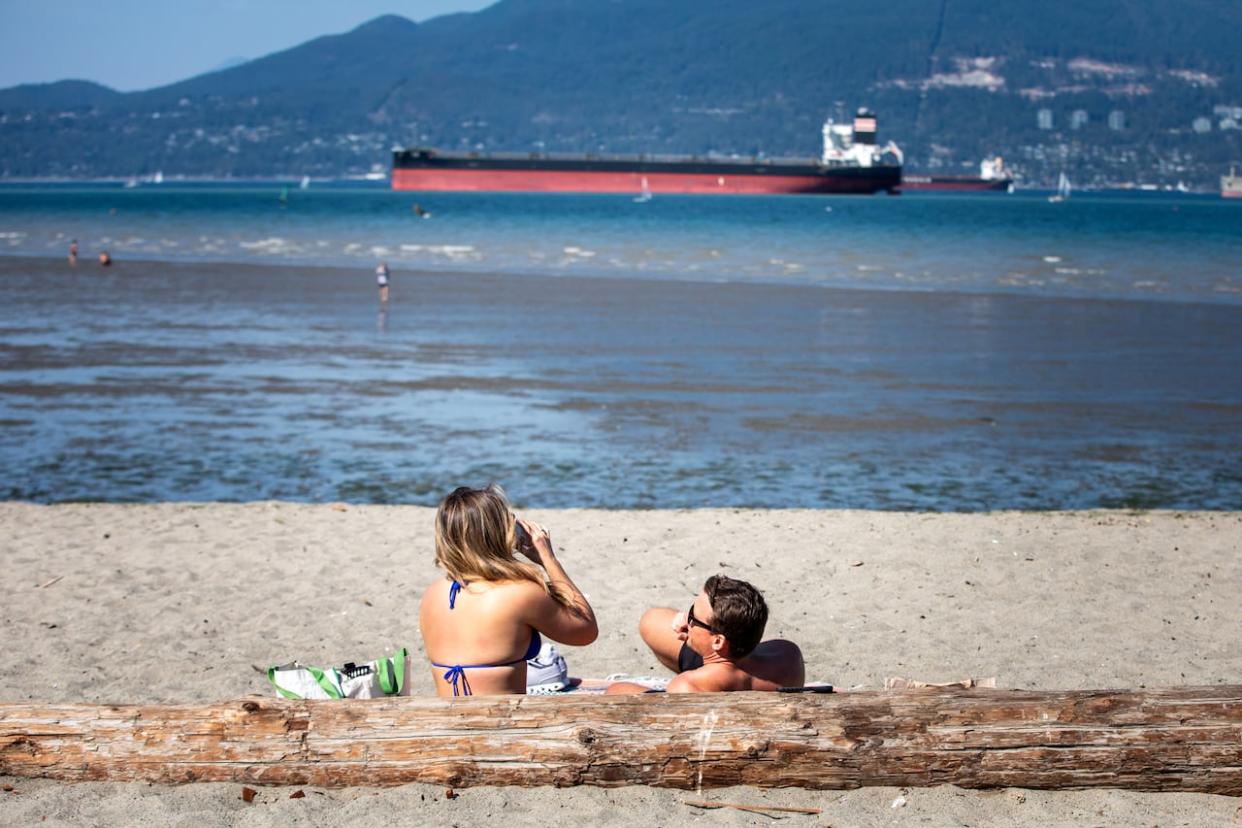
[0,80,121,110]
[2,0,1240,186]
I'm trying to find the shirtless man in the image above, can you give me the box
[606,574,804,693]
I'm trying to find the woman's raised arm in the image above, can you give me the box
[516,518,598,646]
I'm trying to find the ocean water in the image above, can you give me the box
[1,184,1240,509]
[2,183,1240,303]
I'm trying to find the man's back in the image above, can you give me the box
[669,639,804,692]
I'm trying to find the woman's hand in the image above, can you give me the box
[515,518,553,567]
[515,517,598,647]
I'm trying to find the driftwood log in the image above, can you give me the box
[2,686,1240,793]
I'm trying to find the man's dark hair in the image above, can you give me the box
[704,574,768,658]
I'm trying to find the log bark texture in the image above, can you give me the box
[2,686,1241,793]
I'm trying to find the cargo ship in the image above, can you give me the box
[900,157,1014,192]
[1224,165,1241,199]
[392,110,901,196]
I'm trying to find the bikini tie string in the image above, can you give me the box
[441,664,471,696]
[448,580,462,610]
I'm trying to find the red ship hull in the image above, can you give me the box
[392,167,895,195]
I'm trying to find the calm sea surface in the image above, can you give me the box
[2,183,1241,303]
[1,184,1240,508]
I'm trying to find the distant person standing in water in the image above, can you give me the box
[98,250,112,267]
[68,239,78,266]
[376,261,390,303]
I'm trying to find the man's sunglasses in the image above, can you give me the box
[687,603,717,633]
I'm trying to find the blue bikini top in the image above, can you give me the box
[430,579,542,696]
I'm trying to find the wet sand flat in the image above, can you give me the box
[2,503,1240,825]
[3,255,1242,509]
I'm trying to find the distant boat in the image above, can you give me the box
[299,175,311,190]
[900,155,1014,193]
[1048,172,1071,203]
[633,176,653,203]
[1223,165,1242,199]
[123,177,139,189]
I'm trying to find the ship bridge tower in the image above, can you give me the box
[822,108,900,167]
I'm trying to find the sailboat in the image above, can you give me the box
[299,175,311,190]
[633,176,653,203]
[1048,172,1071,203]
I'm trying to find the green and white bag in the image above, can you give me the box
[268,648,410,700]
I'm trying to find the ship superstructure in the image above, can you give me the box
[1224,165,1241,199]
[821,110,903,168]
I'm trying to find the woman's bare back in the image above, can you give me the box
[419,578,546,696]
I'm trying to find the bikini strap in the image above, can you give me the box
[448,580,462,610]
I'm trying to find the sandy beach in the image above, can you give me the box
[2,503,1239,825]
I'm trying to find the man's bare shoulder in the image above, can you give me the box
[668,664,747,693]
[667,671,708,693]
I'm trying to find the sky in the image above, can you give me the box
[0,0,496,92]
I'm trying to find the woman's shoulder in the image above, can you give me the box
[418,578,449,616]
[421,576,452,598]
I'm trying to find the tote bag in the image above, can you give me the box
[268,647,410,700]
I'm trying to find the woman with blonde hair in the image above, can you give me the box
[419,484,598,696]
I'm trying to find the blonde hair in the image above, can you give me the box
[434,484,570,606]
